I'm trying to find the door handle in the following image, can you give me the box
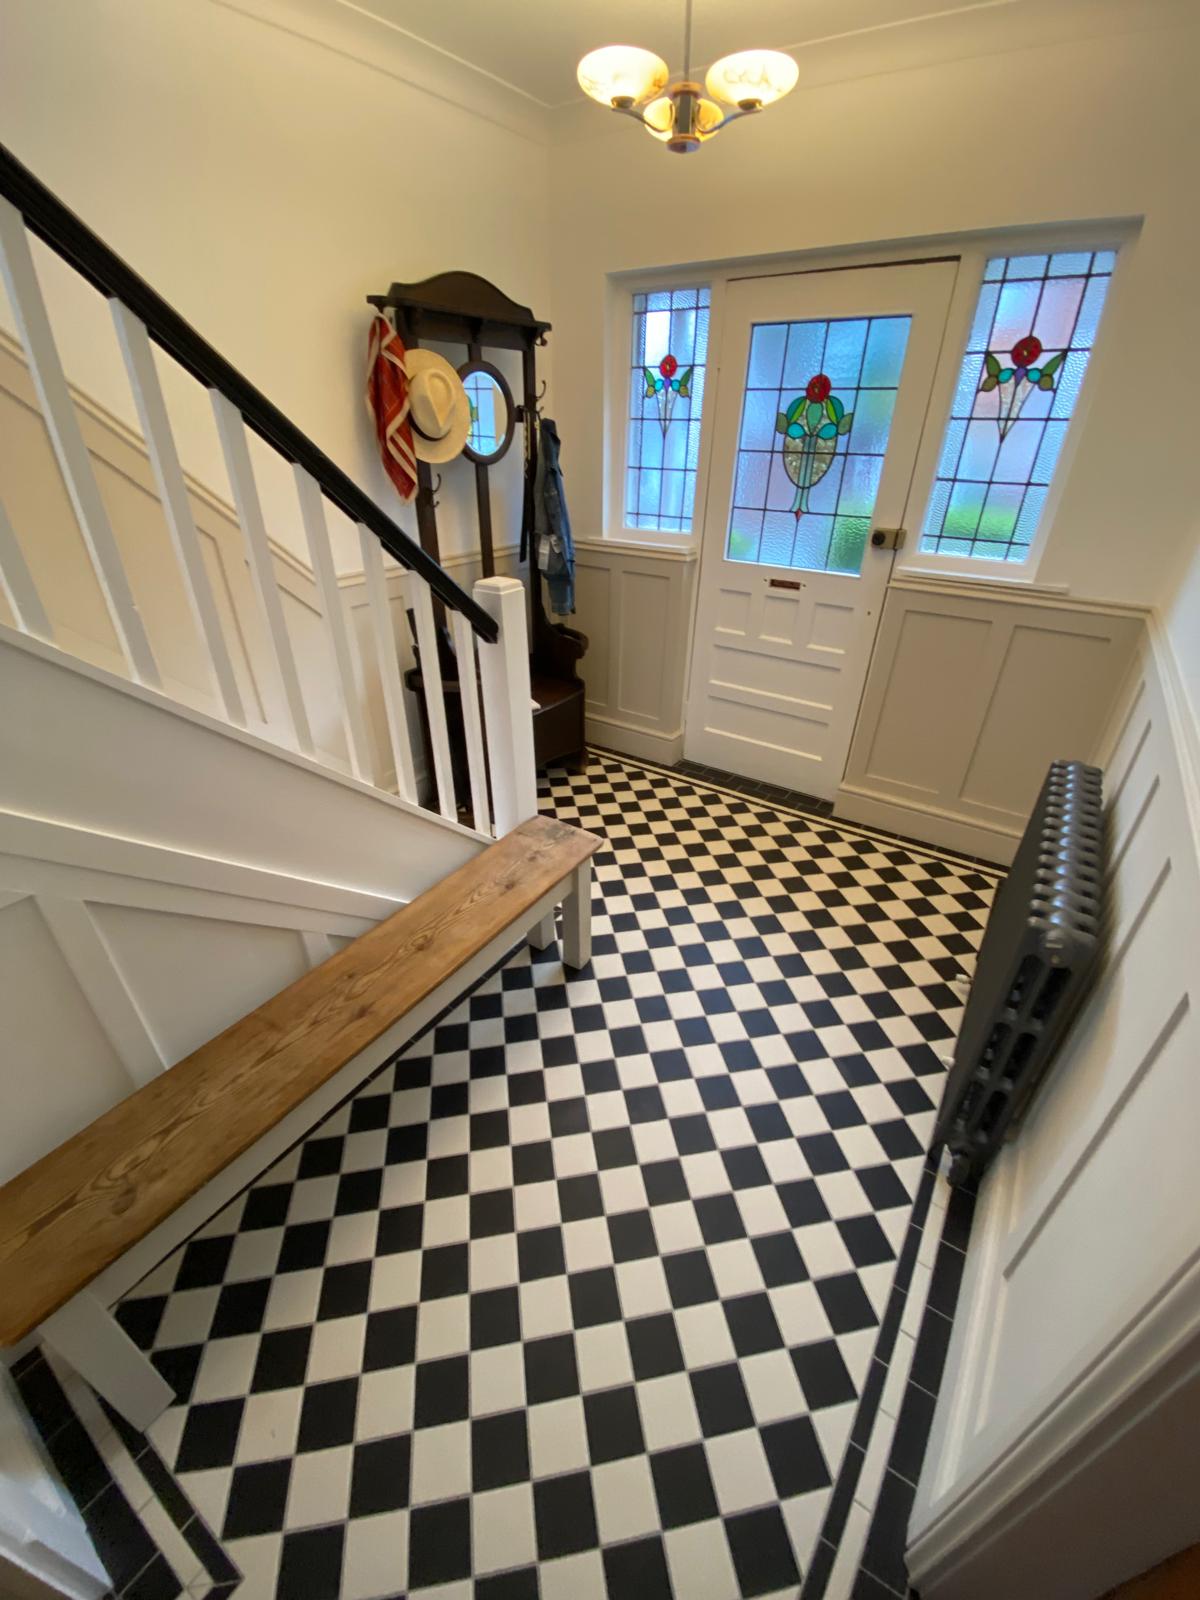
[870,527,906,550]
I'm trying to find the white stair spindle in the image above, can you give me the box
[293,466,372,782]
[0,197,159,687]
[449,608,493,836]
[211,391,313,756]
[409,578,458,822]
[358,527,418,805]
[110,301,245,727]
[0,492,53,642]
[473,576,538,834]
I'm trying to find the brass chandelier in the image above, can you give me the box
[577,0,798,155]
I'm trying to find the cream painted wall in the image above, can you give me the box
[0,0,548,569]
[1162,530,1200,734]
[545,17,1200,611]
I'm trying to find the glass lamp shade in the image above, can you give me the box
[642,97,675,141]
[695,97,725,138]
[577,45,670,108]
[705,49,798,109]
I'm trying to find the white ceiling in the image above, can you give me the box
[336,0,1028,108]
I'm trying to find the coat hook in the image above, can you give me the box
[431,471,442,508]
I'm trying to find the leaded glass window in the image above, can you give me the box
[919,250,1115,561]
[726,315,912,574]
[626,286,710,533]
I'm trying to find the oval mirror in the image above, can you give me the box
[459,360,516,465]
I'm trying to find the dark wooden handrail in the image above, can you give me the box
[0,143,497,641]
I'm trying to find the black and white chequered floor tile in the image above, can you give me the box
[86,757,995,1598]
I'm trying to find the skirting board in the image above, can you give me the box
[584,714,684,767]
[834,783,1018,867]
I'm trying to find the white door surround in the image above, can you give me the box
[684,261,957,798]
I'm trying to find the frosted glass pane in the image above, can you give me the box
[1073,274,1112,347]
[664,418,687,472]
[848,389,897,457]
[994,418,1042,483]
[861,318,911,387]
[959,419,1000,482]
[782,322,828,388]
[748,324,787,389]
[1049,251,1092,276]
[829,517,870,575]
[734,451,770,507]
[920,250,1115,558]
[637,470,661,514]
[992,280,1041,354]
[661,470,685,520]
[839,454,883,518]
[944,481,985,538]
[784,514,828,569]
[967,284,1000,351]
[1005,254,1049,279]
[822,319,869,387]
[740,389,779,450]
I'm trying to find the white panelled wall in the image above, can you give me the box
[839,581,1146,863]
[908,618,1200,1599]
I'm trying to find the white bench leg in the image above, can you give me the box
[42,1290,174,1432]
[561,861,592,970]
[528,912,557,950]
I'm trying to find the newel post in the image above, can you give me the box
[474,577,538,833]
[473,577,555,947]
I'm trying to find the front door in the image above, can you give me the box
[684,261,956,798]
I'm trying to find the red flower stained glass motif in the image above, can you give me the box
[980,329,1065,439]
[806,373,832,403]
[643,353,694,436]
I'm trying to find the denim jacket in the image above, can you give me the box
[534,417,575,616]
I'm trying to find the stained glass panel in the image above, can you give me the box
[919,250,1114,560]
[625,286,711,533]
[724,315,912,575]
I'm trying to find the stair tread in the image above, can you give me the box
[0,815,600,1344]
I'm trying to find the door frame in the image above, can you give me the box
[675,251,962,785]
[640,222,1135,778]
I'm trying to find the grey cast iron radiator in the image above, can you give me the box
[935,760,1105,1188]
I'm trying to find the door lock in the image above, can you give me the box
[871,527,906,551]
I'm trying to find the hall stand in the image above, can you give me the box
[367,273,588,826]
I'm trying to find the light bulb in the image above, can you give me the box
[642,97,675,140]
[577,45,670,109]
[705,49,798,110]
[695,97,726,138]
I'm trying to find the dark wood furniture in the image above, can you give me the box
[367,273,588,797]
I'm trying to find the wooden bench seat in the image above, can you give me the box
[0,814,599,1422]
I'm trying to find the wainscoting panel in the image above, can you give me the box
[838,579,1145,862]
[571,537,698,764]
[908,619,1200,1600]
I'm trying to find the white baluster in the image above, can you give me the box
[358,527,418,805]
[449,609,493,836]
[211,392,314,756]
[473,576,550,943]
[293,466,372,782]
[0,492,53,642]
[0,198,159,686]
[409,578,458,822]
[110,301,245,726]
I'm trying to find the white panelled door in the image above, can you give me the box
[685,262,956,797]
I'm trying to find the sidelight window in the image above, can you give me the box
[624,285,711,534]
[919,251,1115,562]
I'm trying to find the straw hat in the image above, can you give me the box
[406,348,471,464]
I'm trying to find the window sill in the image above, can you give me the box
[578,533,700,561]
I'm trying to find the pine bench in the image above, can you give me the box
[0,814,600,1427]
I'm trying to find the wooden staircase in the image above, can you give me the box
[0,815,599,1426]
